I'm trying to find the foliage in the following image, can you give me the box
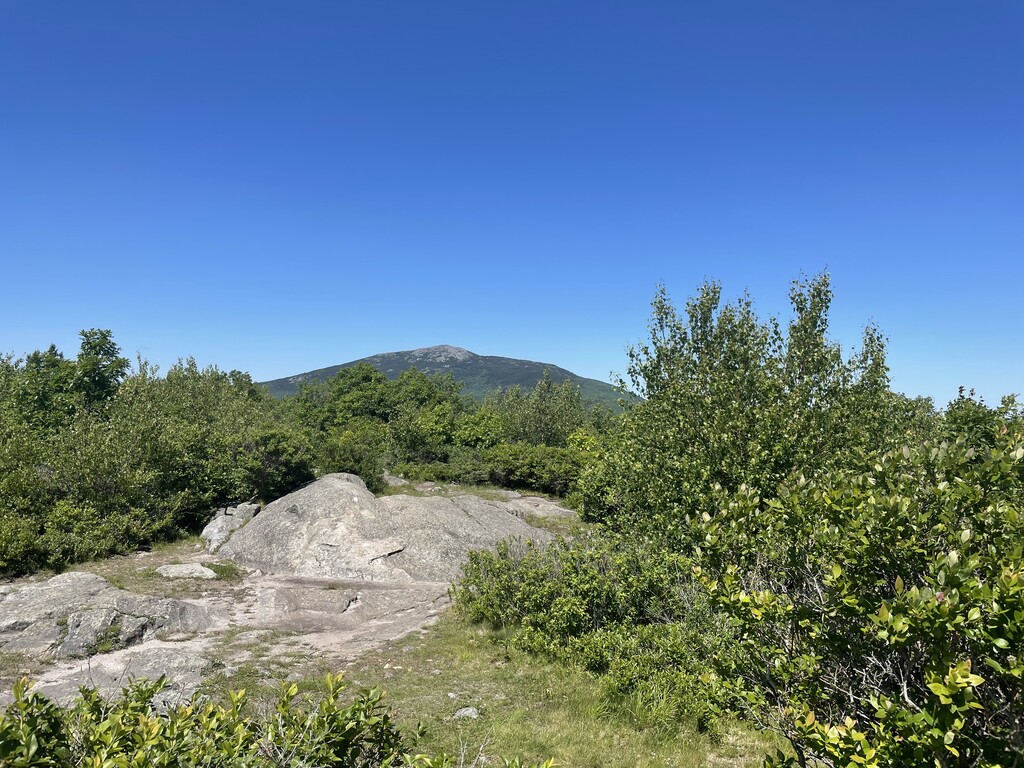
[577,274,939,540]
[286,362,612,498]
[483,370,588,448]
[346,617,769,768]
[38,500,144,566]
[453,275,1021,764]
[319,419,389,494]
[0,335,313,576]
[483,442,586,497]
[454,536,732,732]
[0,674,554,768]
[698,429,1023,767]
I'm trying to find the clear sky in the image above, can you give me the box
[1,2,1021,406]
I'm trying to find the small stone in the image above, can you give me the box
[453,707,479,719]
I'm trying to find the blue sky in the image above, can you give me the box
[1,2,1021,405]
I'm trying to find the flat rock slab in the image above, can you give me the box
[155,563,217,580]
[3,643,215,707]
[0,572,216,660]
[219,473,552,582]
[243,575,451,658]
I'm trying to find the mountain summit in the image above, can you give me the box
[260,346,624,408]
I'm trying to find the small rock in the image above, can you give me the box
[447,692,458,699]
[155,563,217,580]
[453,706,479,719]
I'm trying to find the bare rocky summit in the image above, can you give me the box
[218,473,551,582]
[0,474,564,705]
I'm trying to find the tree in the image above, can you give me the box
[578,274,937,538]
[73,329,129,407]
[485,370,587,447]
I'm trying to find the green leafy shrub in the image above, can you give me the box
[484,442,584,496]
[699,431,1024,767]
[231,427,315,503]
[0,514,40,576]
[578,275,939,541]
[39,500,146,568]
[484,371,588,448]
[455,536,731,733]
[457,536,691,633]
[0,674,553,767]
[0,339,317,577]
[319,419,388,493]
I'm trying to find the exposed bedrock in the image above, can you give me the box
[217,473,551,582]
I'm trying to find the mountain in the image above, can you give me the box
[260,345,627,409]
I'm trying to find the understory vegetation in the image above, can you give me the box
[454,275,1023,767]
[2,272,1021,766]
[0,332,609,577]
[285,362,610,496]
[0,334,315,576]
[343,616,775,767]
[0,673,553,768]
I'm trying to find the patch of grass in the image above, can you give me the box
[75,537,241,598]
[199,629,332,709]
[206,561,243,581]
[92,622,123,655]
[147,535,207,556]
[0,651,43,688]
[342,617,772,768]
[523,511,587,538]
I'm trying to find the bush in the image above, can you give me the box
[232,427,315,503]
[578,276,938,541]
[484,442,584,496]
[454,536,732,733]
[40,500,147,569]
[699,431,1024,767]
[0,513,41,576]
[0,674,553,767]
[318,419,388,493]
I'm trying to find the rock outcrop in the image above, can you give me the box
[0,474,567,706]
[0,572,214,660]
[201,503,260,552]
[218,473,551,582]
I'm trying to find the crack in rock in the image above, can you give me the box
[368,547,405,564]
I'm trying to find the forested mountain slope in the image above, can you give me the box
[260,345,626,408]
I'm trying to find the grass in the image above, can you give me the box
[74,537,246,597]
[0,651,44,689]
[523,510,586,538]
[92,621,123,655]
[205,560,244,581]
[341,617,772,768]
[199,628,333,707]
